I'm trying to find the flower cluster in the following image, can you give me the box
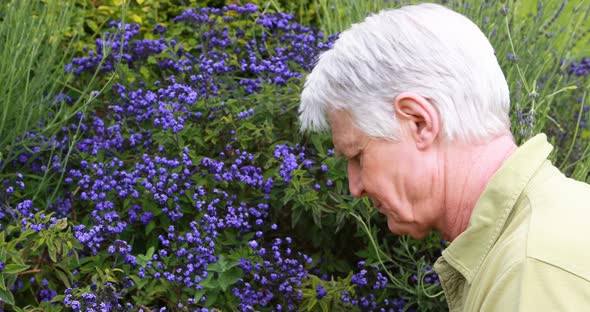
[336,261,419,311]
[63,284,134,311]
[43,4,338,309]
[567,57,590,77]
[234,235,312,310]
[273,144,314,183]
[66,22,167,75]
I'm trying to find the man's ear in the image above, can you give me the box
[393,92,440,150]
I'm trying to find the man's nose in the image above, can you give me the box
[348,161,366,198]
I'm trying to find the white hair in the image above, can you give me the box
[299,3,511,142]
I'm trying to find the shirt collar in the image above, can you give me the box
[440,133,553,283]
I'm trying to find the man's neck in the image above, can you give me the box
[438,134,518,241]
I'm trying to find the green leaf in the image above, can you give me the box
[217,268,243,292]
[199,275,218,289]
[6,225,19,235]
[5,272,17,289]
[13,306,25,312]
[319,299,329,312]
[55,268,72,288]
[206,262,222,273]
[292,207,303,227]
[136,246,155,267]
[145,221,156,235]
[51,294,66,303]
[0,287,15,306]
[86,19,99,33]
[139,66,151,80]
[194,288,206,304]
[283,188,296,204]
[307,298,318,311]
[204,289,219,307]
[0,274,5,290]
[224,259,239,271]
[134,275,149,290]
[106,274,118,283]
[221,231,237,246]
[312,205,323,228]
[311,135,326,155]
[3,264,29,274]
[48,241,58,262]
[355,249,370,258]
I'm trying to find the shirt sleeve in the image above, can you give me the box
[480,257,590,311]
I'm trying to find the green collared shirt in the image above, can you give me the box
[433,134,590,311]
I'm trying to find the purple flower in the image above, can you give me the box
[316,285,327,299]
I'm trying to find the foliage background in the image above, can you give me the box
[1,0,589,311]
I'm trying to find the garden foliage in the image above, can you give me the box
[1,0,590,311]
[0,0,80,170]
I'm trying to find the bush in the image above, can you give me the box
[3,0,589,311]
[1,3,444,311]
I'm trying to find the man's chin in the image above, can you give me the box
[387,221,408,236]
[387,221,428,240]
[409,231,429,240]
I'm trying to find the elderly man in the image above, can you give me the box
[298,3,590,311]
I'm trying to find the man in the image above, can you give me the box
[298,3,590,311]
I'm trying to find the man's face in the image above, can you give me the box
[328,108,439,239]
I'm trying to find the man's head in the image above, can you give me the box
[299,3,514,239]
[300,3,511,140]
